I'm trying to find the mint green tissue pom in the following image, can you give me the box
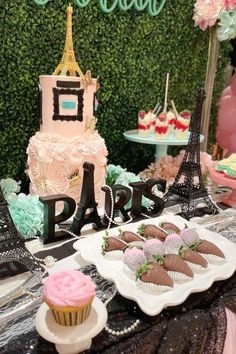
[0,178,21,200]
[217,9,236,41]
[8,193,44,237]
[106,164,126,186]
[106,164,152,209]
[0,178,44,238]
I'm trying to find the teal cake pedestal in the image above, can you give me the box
[123,130,204,162]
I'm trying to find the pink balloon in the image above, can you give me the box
[230,75,236,96]
[216,74,236,152]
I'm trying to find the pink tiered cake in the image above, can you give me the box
[27,5,108,206]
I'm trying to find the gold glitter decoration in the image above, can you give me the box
[39,178,47,192]
[85,115,98,132]
[53,5,92,88]
[69,169,81,188]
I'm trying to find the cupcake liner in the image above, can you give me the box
[103,250,124,260]
[167,271,192,282]
[48,298,94,326]
[136,278,172,294]
[123,264,135,279]
[198,253,225,264]
[185,261,208,273]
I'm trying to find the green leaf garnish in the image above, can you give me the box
[189,241,202,251]
[135,261,153,280]
[152,254,164,266]
[137,224,145,236]
[101,232,109,255]
[178,245,188,258]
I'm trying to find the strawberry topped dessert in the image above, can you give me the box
[138,110,151,137]
[175,110,191,139]
[166,110,176,135]
[155,112,169,139]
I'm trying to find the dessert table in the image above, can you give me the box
[210,168,236,208]
[123,130,204,162]
[0,206,236,354]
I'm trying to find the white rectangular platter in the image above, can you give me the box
[73,215,236,316]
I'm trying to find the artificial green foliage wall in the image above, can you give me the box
[0,0,228,183]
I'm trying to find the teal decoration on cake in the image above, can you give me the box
[33,0,167,16]
[62,101,77,109]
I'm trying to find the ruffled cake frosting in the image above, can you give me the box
[27,130,108,205]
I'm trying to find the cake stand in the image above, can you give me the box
[123,130,204,162]
[210,168,236,207]
[35,297,107,354]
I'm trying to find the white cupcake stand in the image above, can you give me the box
[35,297,107,354]
[123,130,204,162]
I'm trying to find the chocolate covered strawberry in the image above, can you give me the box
[163,254,193,278]
[138,223,167,240]
[102,232,127,256]
[143,239,165,262]
[180,228,225,259]
[196,240,225,259]
[121,230,145,244]
[159,222,182,235]
[180,248,208,268]
[164,234,208,270]
[123,247,146,272]
[136,261,173,288]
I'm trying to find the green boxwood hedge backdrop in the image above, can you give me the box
[0,0,229,184]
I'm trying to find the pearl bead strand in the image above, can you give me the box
[105,319,140,336]
[103,288,140,337]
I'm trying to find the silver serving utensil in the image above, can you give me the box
[0,271,42,309]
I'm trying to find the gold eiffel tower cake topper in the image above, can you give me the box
[53,4,92,87]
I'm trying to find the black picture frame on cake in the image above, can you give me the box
[52,87,84,122]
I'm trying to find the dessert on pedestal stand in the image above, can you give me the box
[123,130,204,162]
[35,297,107,354]
[125,74,204,162]
[210,168,236,207]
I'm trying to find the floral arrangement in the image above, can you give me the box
[139,151,214,186]
[0,178,44,238]
[106,164,154,209]
[193,0,236,41]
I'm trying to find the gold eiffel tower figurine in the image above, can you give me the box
[53,4,92,87]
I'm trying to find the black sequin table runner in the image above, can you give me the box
[1,207,236,354]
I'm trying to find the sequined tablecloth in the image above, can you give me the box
[1,209,236,354]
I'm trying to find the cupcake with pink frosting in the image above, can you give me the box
[44,270,96,326]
